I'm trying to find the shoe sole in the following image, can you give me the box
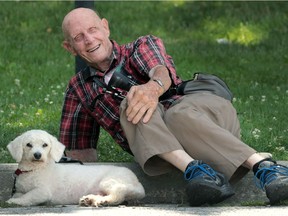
[186,179,235,206]
[266,179,288,205]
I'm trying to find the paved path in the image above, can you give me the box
[1,204,288,216]
[2,162,288,216]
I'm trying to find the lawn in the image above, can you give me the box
[0,1,287,163]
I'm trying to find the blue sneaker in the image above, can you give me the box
[184,160,235,206]
[254,160,288,205]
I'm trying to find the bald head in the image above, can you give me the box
[62,8,101,40]
[61,8,112,70]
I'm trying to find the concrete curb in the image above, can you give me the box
[2,205,288,216]
[1,162,287,206]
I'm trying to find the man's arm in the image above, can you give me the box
[125,35,180,124]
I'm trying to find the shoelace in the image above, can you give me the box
[254,165,288,190]
[184,163,217,181]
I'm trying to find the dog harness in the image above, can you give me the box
[11,169,32,197]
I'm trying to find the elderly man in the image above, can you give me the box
[60,7,288,206]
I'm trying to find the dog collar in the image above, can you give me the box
[14,169,32,176]
[11,169,32,197]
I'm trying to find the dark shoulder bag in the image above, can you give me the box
[175,73,233,102]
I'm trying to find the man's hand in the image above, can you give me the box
[126,81,162,124]
[125,65,172,124]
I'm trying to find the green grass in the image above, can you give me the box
[0,1,288,163]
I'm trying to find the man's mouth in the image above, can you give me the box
[87,45,100,53]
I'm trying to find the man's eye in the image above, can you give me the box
[89,27,98,33]
[74,34,84,42]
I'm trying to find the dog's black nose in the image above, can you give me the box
[34,152,42,160]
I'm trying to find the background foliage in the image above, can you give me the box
[0,1,287,163]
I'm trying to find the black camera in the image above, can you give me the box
[107,60,137,92]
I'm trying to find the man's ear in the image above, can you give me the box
[62,40,77,56]
[101,18,110,37]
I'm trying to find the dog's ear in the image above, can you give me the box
[48,134,65,162]
[7,135,24,162]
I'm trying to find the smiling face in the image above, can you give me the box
[62,8,113,71]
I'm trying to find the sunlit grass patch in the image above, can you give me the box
[227,22,268,46]
[203,19,268,45]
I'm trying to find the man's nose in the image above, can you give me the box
[84,33,94,44]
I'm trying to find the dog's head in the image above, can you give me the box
[7,130,65,163]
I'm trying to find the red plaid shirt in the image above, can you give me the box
[59,35,182,154]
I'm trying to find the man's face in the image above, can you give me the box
[62,9,112,70]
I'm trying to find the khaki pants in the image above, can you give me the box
[120,93,256,183]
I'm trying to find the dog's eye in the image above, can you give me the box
[43,143,48,147]
[26,143,32,148]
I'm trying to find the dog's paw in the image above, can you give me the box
[79,194,108,207]
[6,198,25,206]
[79,195,94,207]
[6,198,19,205]
[6,199,14,205]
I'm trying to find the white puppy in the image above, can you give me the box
[6,130,145,207]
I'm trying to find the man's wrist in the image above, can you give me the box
[152,78,165,94]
